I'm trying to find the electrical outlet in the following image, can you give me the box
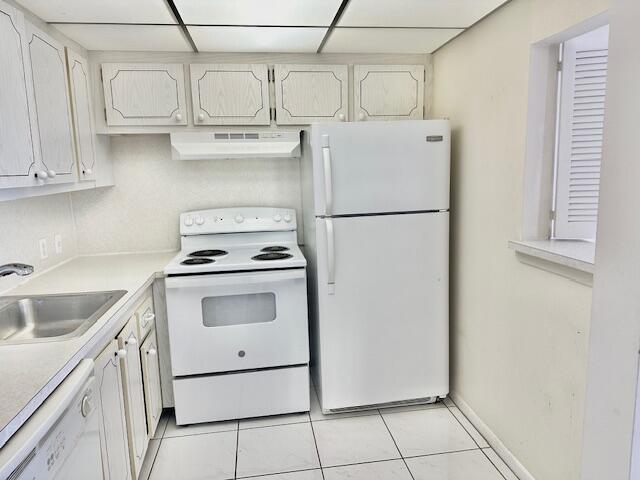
[54,234,62,255]
[39,238,48,260]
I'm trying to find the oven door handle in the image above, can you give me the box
[165,268,306,289]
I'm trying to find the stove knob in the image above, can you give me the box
[195,215,205,225]
[184,215,194,226]
[235,215,244,224]
[273,214,282,222]
[284,214,293,223]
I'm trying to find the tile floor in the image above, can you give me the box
[141,384,519,480]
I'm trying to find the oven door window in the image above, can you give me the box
[201,293,276,327]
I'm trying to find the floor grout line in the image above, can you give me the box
[379,409,416,480]
[308,411,326,480]
[234,421,240,480]
[144,437,163,480]
[443,401,508,480]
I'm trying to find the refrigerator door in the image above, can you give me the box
[313,212,449,411]
[311,120,450,216]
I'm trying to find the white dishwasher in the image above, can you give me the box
[0,359,103,479]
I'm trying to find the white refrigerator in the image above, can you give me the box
[301,120,450,412]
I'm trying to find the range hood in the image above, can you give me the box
[170,131,301,160]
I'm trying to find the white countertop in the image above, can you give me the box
[0,252,175,448]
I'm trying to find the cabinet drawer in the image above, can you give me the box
[136,295,155,341]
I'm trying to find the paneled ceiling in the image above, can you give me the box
[16,0,510,54]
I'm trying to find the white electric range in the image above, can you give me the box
[164,207,310,425]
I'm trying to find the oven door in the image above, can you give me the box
[165,268,308,376]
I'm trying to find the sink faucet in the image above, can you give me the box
[0,263,34,277]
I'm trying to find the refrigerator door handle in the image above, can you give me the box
[326,217,335,295]
[321,134,333,216]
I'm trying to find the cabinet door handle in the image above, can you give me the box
[175,112,183,122]
[147,347,157,356]
[143,312,155,323]
[197,113,205,122]
[116,349,127,358]
[126,336,138,346]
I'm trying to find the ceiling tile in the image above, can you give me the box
[14,0,176,24]
[323,28,464,54]
[174,0,343,26]
[53,25,192,51]
[338,0,509,28]
[188,26,327,53]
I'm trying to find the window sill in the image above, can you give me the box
[508,239,595,286]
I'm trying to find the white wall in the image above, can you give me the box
[70,135,303,253]
[580,0,640,477]
[430,0,609,479]
[0,194,77,293]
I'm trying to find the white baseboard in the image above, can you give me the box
[450,392,536,480]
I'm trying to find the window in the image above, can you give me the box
[552,25,609,240]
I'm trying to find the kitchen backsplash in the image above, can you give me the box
[0,194,77,293]
[70,134,303,254]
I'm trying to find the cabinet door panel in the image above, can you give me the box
[275,64,348,125]
[354,65,424,121]
[67,49,97,181]
[26,23,77,183]
[95,339,132,480]
[117,316,148,479]
[141,329,162,437]
[0,1,38,188]
[102,63,187,126]
[190,63,270,125]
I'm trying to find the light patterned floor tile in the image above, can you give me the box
[382,408,476,457]
[236,422,320,477]
[240,411,310,429]
[239,470,324,480]
[324,459,413,480]
[312,415,400,467]
[163,413,237,438]
[406,450,503,480]
[150,431,237,480]
[483,448,520,480]
[449,406,489,448]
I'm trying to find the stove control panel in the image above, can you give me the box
[180,207,297,235]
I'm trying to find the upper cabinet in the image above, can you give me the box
[190,63,270,125]
[354,65,425,121]
[102,63,187,126]
[0,1,39,189]
[66,49,97,181]
[25,23,77,184]
[274,64,348,125]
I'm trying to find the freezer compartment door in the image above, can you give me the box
[314,212,449,410]
[311,120,450,216]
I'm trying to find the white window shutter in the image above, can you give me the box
[554,25,609,240]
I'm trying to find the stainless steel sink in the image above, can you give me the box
[0,290,127,345]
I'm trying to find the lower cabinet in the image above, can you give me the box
[95,339,132,480]
[117,315,149,479]
[141,329,162,437]
[94,291,162,480]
